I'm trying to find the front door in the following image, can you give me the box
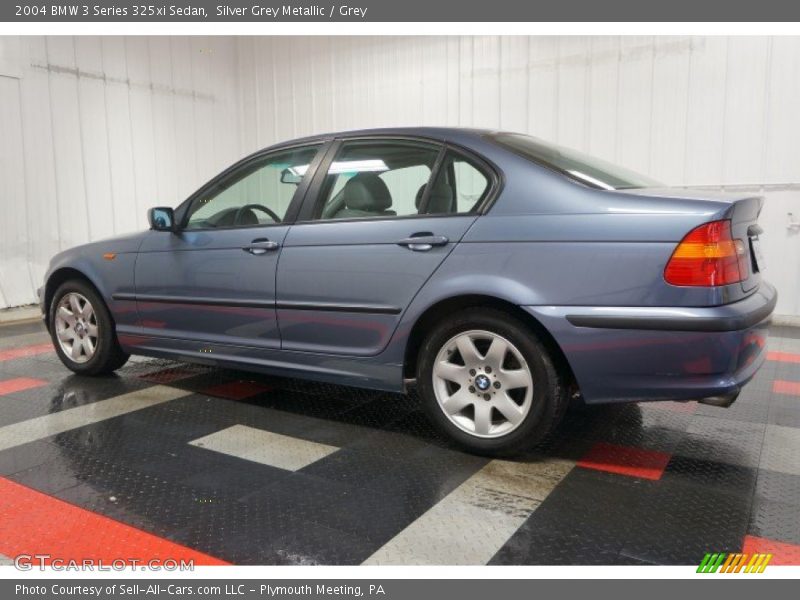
[134,144,323,350]
[276,138,494,356]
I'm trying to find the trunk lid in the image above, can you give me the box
[729,195,765,293]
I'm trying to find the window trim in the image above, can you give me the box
[293,135,503,226]
[174,140,330,232]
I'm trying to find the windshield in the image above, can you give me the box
[488,132,662,190]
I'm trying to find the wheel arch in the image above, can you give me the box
[403,294,577,390]
[44,267,106,327]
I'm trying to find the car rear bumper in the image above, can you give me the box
[524,282,777,404]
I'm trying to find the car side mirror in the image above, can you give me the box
[148,207,176,232]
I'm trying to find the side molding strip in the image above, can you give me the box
[112,293,401,315]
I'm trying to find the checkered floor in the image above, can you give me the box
[0,319,799,565]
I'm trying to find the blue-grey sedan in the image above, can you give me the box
[39,128,777,455]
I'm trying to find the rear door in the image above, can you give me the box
[275,138,496,356]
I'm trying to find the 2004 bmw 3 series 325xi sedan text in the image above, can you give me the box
[39,128,777,456]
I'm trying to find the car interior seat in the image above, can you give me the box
[415,181,456,214]
[333,173,397,219]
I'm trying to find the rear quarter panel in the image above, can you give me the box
[382,143,765,398]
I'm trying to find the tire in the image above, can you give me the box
[49,279,129,375]
[417,307,567,457]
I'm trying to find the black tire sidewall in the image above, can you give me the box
[417,308,563,456]
[49,280,118,375]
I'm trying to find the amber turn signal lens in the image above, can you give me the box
[664,220,744,287]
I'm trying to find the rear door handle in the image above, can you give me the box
[396,234,449,252]
[243,238,280,255]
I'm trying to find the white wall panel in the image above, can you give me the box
[763,37,800,184]
[0,35,242,308]
[649,38,690,184]
[1,35,799,315]
[526,38,559,142]
[102,36,138,235]
[74,36,114,242]
[586,37,619,161]
[722,37,770,185]
[0,75,32,307]
[16,37,60,298]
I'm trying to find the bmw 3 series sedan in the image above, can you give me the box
[40,128,777,455]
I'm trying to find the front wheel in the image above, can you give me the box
[49,279,129,375]
[417,308,567,456]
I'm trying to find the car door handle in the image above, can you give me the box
[243,239,280,255]
[396,234,449,252]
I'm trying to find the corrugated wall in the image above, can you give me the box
[0,35,242,309]
[1,36,799,315]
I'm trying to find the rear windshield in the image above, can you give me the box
[488,132,662,190]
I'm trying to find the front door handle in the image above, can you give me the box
[396,234,449,252]
[243,238,280,255]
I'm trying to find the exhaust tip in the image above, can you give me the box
[698,391,740,408]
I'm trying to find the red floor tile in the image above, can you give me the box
[0,477,229,565]
[742,535,800,566]
[203,380,273,400]
[772,380,800,396]
[577,441,672,481]
[768,351,800,364]
[0,377,47,396]
[0,343,52,362]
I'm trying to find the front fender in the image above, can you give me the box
[43,234,145,329]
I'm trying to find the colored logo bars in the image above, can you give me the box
[697,553,773,573]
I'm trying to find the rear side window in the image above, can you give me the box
[488,132,661,190]
[420,151,490,215]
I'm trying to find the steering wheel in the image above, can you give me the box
[234,204,281,225]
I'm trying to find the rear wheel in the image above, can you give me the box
[417,308,567,456]
[49,279,129,375]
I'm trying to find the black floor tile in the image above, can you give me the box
[492,469,652,565]
[620,479,752,565]
[748,496,800,546]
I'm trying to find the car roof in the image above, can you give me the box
[265,127,497,150]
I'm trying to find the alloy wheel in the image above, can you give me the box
[54,292,99,364]
[432,329,534,438]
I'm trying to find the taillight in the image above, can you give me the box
[664,220,748,286]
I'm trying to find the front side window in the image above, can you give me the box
[185,145,321,229]
[488,132,661,190]
[315,140,441,221]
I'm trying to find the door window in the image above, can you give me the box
[315,140,441,221]
[184,145,321,229]
[424,151,490,215]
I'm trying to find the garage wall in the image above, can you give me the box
[0,36,242,309]
[237,36,800,317]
